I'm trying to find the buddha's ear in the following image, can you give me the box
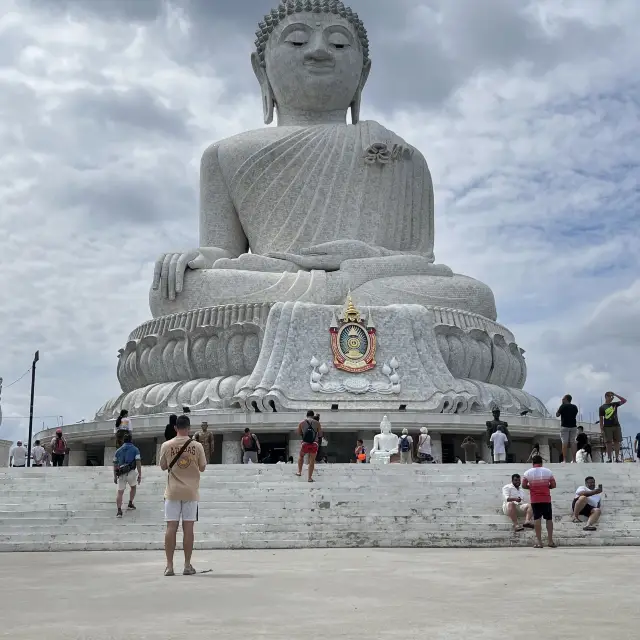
[251,52,275,125]
[350,59,371,125]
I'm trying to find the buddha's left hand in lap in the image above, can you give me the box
[212,254,301,274]
[268,240,400,271]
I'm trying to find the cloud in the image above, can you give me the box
[1,0,639,446]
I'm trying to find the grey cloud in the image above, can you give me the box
[24,0,164,22]
[49,170,197,225]
[59,86,190,139]
[20,0,623,112]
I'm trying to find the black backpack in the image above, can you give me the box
[400,435,411,452]
[302,420,316,444]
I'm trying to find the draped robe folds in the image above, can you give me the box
[227,120,434,259]
[149,121,497,319]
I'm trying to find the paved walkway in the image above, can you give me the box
[1,548,637,639]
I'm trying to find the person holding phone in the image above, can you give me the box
[572,476,603,531]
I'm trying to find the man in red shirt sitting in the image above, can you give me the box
[522,455,557,548]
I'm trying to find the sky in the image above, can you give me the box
[1,0,639,445]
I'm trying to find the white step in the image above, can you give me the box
[1,464,638,551]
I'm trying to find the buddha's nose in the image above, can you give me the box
[304,37,333,63]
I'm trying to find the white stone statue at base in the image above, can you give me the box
[369,416,399,465]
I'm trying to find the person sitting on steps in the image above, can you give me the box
[502,473,534,533]
[572,476,603,532]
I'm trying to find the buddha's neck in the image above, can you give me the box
[276,107,348,127]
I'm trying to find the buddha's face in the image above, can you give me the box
[265,12,366,113]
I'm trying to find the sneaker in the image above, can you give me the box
[116,509,123,518]
[183,565,196,576]
[127,503,136,510]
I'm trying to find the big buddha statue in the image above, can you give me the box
[97,0,548,419]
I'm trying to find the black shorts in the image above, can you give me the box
[532,503,553,521]
[572,498,595,517]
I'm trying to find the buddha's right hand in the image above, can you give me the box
[152,248,231,300]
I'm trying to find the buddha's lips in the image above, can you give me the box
[304,62,334,72]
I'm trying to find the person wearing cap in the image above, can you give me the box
[9,441,28,468]
[51,429,68,467]
[399,428,413,464]
[417,427,433,463]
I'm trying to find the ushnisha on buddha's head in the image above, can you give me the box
[252,0,371,125]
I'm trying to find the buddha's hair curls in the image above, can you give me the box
[255,0,370,67]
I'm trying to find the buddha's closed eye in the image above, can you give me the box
[286,30,309,47]
[329,33,350,50]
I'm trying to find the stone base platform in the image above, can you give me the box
[34,411,601,467]
[97,300,544,418]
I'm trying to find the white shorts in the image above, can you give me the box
[503,502,530,516]
[117,470,138,490]
[494,452,506,462]
[164,500,198,522]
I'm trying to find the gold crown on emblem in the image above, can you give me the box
[343,294,361,323]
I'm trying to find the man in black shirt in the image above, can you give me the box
[599,391,627,463]
[556,394,579,463]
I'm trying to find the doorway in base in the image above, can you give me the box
[257,433,289,464]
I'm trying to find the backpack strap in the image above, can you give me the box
[168,438,192,473]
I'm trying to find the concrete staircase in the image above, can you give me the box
[1,464,639,551]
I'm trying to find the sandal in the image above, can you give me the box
[295,473,302,477]
[308,478,315,483]
[548,542,558,548]
[183,565,196,575]
[583,525,597,531]
[533,542,543,549]
[571,517,581,524]
[523,522,534,529]
[514,525,524,532]
[164,567,175,577]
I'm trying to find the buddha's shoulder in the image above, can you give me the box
[205,121,425,167]
[206,127,306,164]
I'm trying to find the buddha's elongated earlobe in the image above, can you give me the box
[251,52,275,125]
[350,59,371,125]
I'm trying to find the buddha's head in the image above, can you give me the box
[252,0,371,125]
[380,415,391,434]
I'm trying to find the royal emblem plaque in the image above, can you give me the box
[330,295,376,373]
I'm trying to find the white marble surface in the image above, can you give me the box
[1,465,638,554]
[0,439,10,468]
[147,4,496,321]
[68,449,87,467]
[235,301,548,415]
[103,446,116,467]
[222,438,243,464]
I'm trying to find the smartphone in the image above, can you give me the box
[598,484,603,490]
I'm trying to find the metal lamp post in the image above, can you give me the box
[26,351,39,468]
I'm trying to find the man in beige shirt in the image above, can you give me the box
[159,415,206,576]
